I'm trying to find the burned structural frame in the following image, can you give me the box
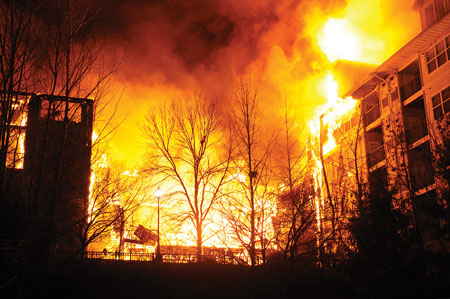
[4,92,93,251]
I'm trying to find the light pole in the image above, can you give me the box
[155,187,163,261]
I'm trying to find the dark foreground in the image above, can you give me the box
[1,256,450,299]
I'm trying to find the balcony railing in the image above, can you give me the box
[405,126,428,146]
[368,145,386,168]
[400,76,422,101]
[364,104,381,126]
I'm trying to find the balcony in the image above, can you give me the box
[408,142,435,190]
[368,145,386,169]
[399,60,422,101]
[403,97,428,146]
[363,92,381,127]
[364,104,381,127]
[366,125,385,169]
[400,76,422,101]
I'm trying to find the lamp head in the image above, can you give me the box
[155,187,163,198]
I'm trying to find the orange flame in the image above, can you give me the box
[89,0,422,256]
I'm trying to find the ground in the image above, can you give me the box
[1,256,449,298]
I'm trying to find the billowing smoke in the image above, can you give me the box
[89,0,340,95]
[79,0,419,163]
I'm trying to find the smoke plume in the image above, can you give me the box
[80,0,420,163]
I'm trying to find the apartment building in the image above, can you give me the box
[321,0,450,250]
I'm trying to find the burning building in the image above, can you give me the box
[313,0,450,254]
[3,92,93,251]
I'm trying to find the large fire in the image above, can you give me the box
[87,0,421,261]
[306,74,358,236]
[318,18,362,63]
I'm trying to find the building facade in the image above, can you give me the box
[319,0,450,252]
[3,92,93,251]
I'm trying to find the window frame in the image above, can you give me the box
[426,34,450,74]
[432,85,450,120]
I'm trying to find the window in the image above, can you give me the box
[436,40,447,67]
[447,35,450,60]
[41,100,65,121]
[6,97,28,169]
[427,48,438,73]
[11,98,28,126]
[426,34,450,74]
[6,129,25,169]
[40,99,82,123]
[432,85,450,120]
[68,102,82,123]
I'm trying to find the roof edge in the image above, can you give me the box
[343,12,450,99]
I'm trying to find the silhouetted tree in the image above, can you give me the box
[430,115,450,255]
[0,0,39,194]
[79,160,142,254]
[142,95,231,261]
[273,100,316,266]
[0,1,118,296]
[220,81,275,267]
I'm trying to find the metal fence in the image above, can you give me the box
[54,250,252,265]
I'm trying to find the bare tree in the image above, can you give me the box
[142,95,231,260]
[0,2,44,296]
[26,0,115,254]
[220,81,275,267]
[0,2,122,297]
[273,100,316,267]
[422,115,450,255]
[79,159,142,254]
[0,0,39,194]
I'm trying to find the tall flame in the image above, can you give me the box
[307,73,357,239]
[308,74,358,156]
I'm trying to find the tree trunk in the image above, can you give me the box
[250,202,256,267]
[196,226,202,262]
